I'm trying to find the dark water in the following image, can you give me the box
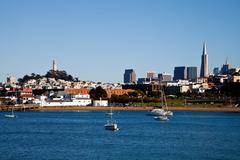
[0,111,240,160]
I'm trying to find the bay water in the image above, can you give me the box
[0,111,240,160]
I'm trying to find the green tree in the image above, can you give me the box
[89,86,107,100]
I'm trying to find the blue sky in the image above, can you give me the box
[0,0,240,83]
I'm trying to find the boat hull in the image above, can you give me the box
[154,116,169,121]
[5,114,16,118]
[105,123,119,131]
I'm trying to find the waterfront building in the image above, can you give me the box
[187,67,198,82]
[40,93,92,106]
[173,66,187,81]
[158,72,172,82]
[200,42,209,78]
[93,99,108,106]
[124,69,136,83]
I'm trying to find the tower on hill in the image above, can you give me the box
[53,60,57,71]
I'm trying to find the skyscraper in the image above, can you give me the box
[200,42,209,78]
[221,58,232,75]
[187,67,198,82]
[173,66,187,81]
[124,69,136,83]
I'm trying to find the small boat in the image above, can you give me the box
[148,89,173,117]
[5,114,16,118]
[104,120,119,131]
[147,108,166,116]
[5,107,17,118]
[154,115,169,121]
[105,106,119,131]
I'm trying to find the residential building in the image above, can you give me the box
[6,75,17,84]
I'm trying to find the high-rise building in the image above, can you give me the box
[173,66,187,81]
[187,67,198,82]
[200,42,209,78]
[147,71,157,79]
[53,60,57,71]
[124,69,136,83]
[158,72,172,82]
[221,58,232,75]
[213,67,220,76]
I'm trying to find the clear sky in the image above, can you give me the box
[0,0,240,83]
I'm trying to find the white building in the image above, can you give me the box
[93,99,108,106]
[38,94,92,107]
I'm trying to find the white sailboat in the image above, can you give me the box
[161,89,173,116]
[104,107,119,131]
[147,89,173,117]
[5,106,17,118]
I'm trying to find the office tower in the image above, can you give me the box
[173,66,187,81]
[147,71,157,79]
[187,67,198,82]
[221,58,232,75]
[213,67,219,76]
[124,69,136,83]
[200,42,209,78]
[158,72,172,82]
[53,60,57,71]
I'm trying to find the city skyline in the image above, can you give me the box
[1,0,240,83]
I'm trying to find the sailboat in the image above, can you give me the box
[162,90,173,116]
[104,107,119,131]
[5,106,17,118]
[147,89,173,117]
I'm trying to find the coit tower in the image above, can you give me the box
[53,60,57,71]
[200,42,209,78]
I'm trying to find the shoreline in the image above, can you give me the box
[1,105,240,112]
[26,106,240,112]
